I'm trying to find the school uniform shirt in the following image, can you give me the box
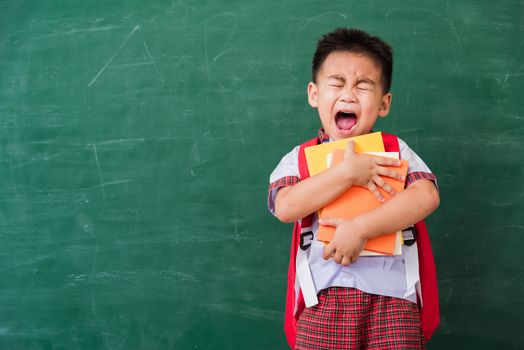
[267,130,437,304]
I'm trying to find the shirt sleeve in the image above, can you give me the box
[398,138,438,190]
[267,145,300,216]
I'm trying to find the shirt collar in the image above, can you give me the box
[317,128,376,143]
[318,128,330,143]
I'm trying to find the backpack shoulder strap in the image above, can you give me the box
[382,132,400,153]
[284,136,319,349]
[297,137,318,180]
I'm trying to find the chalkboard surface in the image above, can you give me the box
[1,0,523,349]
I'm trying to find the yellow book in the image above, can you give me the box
[304,132,385,177]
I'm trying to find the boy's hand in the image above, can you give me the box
[320,218,367,266]
[342,141,404,202]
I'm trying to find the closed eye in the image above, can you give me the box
[327,75,345,88]
[356,79,375,91]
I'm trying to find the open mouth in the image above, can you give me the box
[335,111,357,132]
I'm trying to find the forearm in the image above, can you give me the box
[273,144,404,224]
[275,163,353,223]
[353,180,440,239]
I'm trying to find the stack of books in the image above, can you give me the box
[304,132,409,256]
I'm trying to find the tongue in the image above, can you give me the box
[336,114,357,130]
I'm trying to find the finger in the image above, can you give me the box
[374,175,396,196]
[351,255,359,263]
[377,167,404,181]
[345,141,356,153]
[341,256,351,266]
[323,244,336,260]
[367,182,385,202]
[373,156,401,167]
[318,217,341,227]
[334,253,343,264]
[343,141,356,159]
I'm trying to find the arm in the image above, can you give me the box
[322,179,440,265]
[274,141,404,223]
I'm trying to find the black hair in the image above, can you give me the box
[312,28,393,92]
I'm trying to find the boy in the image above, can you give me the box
[268,28,440,349]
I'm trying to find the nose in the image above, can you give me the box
[340,86,357,103]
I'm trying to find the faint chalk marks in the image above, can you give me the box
[68,271,140,287]
[91,241,100,316]
[490,225,524,239]
[87,25,165,87]
[284,12,349,66]
[504,39,524,83]
[88,26,140,87]
[444,284,454,305]
[188,141,206,177]
[486,191,524,208]
[200,12,256,88]
[139,28,166,83]
[396,127,424,135]
[385,7,461,72]
[88,140,139,193]
[9,152,62,170]
[296,12,348,36]
[213,48,255,89]
[67,270,201,287]
[103,229,248,247]
[203,12,238,74]
[91,298,97,317]
[510,271,524,283]
[385,7,461,43]
[213,48,240,63]
[200,303,280,322]
[109,62,156,69]
[385,7,413,20]
[484,129,522,146]
[447,20,462,46]
[0,253,57,273]
[76,213,94,234]
[94,138,146,147]
[92,144,105,198]
[76,178,135,192]
[484,226,524,264]
[91,179,135,188]
[36,25,121,39]
[92,243,99,271]
[204,12,238,52]
[149,0,194,24]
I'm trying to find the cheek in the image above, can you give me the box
[362,96,381,111]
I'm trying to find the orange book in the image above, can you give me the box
[317,149,409,255]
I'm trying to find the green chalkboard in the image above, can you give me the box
[1,0,523,349]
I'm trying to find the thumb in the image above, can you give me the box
[318,217,341,227]
[344,140,356,155]
[323,242,336,260]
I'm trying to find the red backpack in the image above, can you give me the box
[284,132,440,348]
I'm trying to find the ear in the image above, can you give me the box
[378,92,392,118]
[307,82,319,108]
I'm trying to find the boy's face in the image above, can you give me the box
[308,51,392,140]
